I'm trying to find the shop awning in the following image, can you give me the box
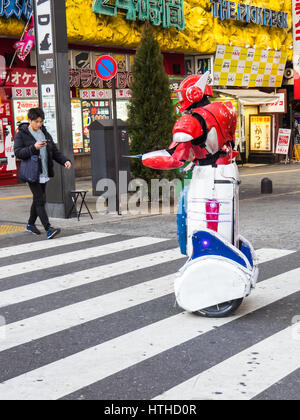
[214,89,280,105]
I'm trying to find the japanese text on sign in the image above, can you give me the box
[275,128,291,155]
[0,0,33,20]
[69,69,133,89]
[250,115,272,152]
[6,69,37,87]
[92,0,185,30]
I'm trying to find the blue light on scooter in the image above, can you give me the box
[202,240,209,247]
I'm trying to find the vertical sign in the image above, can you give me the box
[275,128,291,155]
[33,0,75,218]
[293,0,300,99]
[33,0,57,141]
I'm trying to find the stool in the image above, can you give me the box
[69,190,93,221]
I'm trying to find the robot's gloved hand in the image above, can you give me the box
[142,150,184,170]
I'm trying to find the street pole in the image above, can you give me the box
[112,76,121,215]
[33,0,75,218]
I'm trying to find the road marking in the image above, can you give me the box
[241,190,300,202]
[0,247,294,309]
[0,248,182,308]
[0,232,112,258]
[0,194,32,200]
[155,326,300,400]
[0,225,26,235]
[0,236,167,279]
[255,248,295,264]
[1,258,300,400]
[240,168,300,177]
[0,248,182,351]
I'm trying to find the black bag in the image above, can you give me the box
[19,155,40,183]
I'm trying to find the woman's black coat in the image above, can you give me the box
[14,123,69,178]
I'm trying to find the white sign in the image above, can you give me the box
[79,89,131,100]
[275,128,291,155]
[13,99,39,131]
[41,84,58,143]
[259,92,286,113]
[12,87,38,98]
[35,0,53,55]
[71,100,83,151]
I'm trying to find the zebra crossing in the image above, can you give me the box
[0,230,299,400]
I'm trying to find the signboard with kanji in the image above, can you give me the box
[6,69,37,87]
[250,115,272,153]
[259,92,286,114]
[92,0,185,30]
[81,100,111,153]
[275,128,291,155]
[12,98,39,131]
[214,45,287,88]
[71,100,84,154]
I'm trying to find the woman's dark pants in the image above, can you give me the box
[28,182,50,231]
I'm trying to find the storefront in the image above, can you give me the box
[0,0,293,183]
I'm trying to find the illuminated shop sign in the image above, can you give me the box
[210,0,288,29]
[0,0,33,20]
[92,0,185,30]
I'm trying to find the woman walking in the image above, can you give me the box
[14,107,72,239]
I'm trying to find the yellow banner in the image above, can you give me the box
[213,45,287,88]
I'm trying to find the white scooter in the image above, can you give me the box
[175,161,258,317]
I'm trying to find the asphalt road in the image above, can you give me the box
[0,163,300,401]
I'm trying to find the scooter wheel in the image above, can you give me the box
[193,298,243,318]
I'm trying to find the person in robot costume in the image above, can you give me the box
[140,72,258,317]
[142,72,237,170]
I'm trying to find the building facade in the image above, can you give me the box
[0,0,294,182]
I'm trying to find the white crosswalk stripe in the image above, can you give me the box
[0,249,182,308]
[0,231,299,400]
[0,232,112,258]
[155,326,300,401]
[0,236,167,279]
[0,247,285,309]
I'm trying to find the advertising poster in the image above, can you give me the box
[71,100,84,153]
[250,115,272,152]
[293,0,300,99]
[259,92,286,113]
[214,45,287,88]
[275,128,291,155]
[0,101,17,185]
[41,84,58,143]
[81,100,111,153]
[13,98,39,132]
[115,100,129,121]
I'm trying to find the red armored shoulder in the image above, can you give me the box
[199,102,237,142]
[172,114,203,142]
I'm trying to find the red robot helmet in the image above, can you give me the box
[176,72,213,113]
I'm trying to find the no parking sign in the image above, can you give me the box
[94,54,121,214]
[95,55,117,81]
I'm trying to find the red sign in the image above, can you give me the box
[5,68,37,87]
[293,0,300,99]
[275,128,291,155]
[0,101,17,185]
[95,56,117,81]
